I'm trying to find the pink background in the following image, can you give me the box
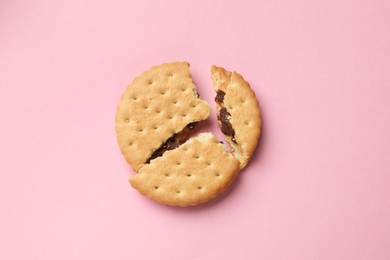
[1,0,390,259]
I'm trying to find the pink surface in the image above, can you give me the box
[1,0,390,259]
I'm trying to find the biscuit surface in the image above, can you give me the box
[130,133,240,207]
[211,65,262,168]
[115,62,210,172]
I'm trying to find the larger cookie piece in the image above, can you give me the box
[130,133,240,207]
[211,65,262,169]
[115,62,211,172]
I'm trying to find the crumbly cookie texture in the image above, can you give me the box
[211,65,262,169]
[130,133,240,207]
[115,62,210,172]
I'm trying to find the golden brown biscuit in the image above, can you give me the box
[130,133,240,207]
[115,62,262,207]
[115,62,211,172]
[211,65,262,169]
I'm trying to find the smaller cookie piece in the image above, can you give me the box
[130,133,240,207]
[211,66,262,169]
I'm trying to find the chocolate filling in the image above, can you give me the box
[187,122,197,130]
[215,89,225,103]
[218,108,235,136]
[146,135,182,163]
[146,122,197,163]
[216,90,237,143]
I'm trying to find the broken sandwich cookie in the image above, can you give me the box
[115,62,261,206]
